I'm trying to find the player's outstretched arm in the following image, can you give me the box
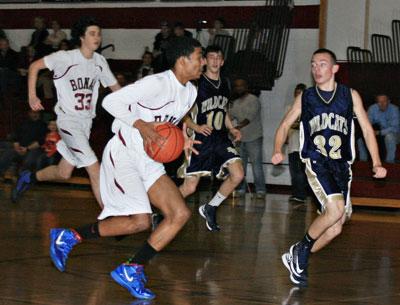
[28,58,47,111]
[271,94,302,165]
[352,89,387,178]
[183,114,213,136]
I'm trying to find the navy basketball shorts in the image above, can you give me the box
[304,158,352,211]
[185,137,241,179]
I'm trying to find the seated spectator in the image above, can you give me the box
[0,37,19,105]
[0,29,6,39]
[173,22,193,38]
[36,120,61,170]
[115,72,128,87]
[153,21,172,72]
[208,17,230,45]
[136,51,154,80]
[358,93,400,163]
[46,20,67,50]
[0,109,47,179]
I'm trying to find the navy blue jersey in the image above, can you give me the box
[191,74,231,143]
[300,83,355,163]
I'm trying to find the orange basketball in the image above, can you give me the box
[145,122,184,163]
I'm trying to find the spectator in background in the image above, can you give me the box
[46,20,67,50]
[36,119,61,170]
[0,29,6,39]
[286,83,308,202]
[136,51,154,80]
[229,77,266,198]
[29,16,51,59]
[0,109,47,179]
[115,72,128,87]
[153,21,171,72]
[358,93,400,163]
[173,22,193,38]
[208,17,230,45]
[58,39,71,51]
[0,37,19,105]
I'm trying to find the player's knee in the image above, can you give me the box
[325,202,345,223]
[58,167,73,180]
[230,168,244,185]
[173,205,191,225]
[182,183,197,196]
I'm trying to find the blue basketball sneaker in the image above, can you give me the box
[11,170,34,202]
[49,228,81,272]
[282,243,308,286]
[110,263,155,300]
[199,204,220,232]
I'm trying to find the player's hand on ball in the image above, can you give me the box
[372,166,387,179]
[271,152,284,165]
[29,96,44,111]
[229,128,241,142]
[196,124,213,136]
[136,120,166,154]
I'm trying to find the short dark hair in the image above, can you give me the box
[71,16,100,47]
[313,48,337,64]
[216,17,226,27]
[204,45,224,58]
[295,83,307,92]
[165,36,202,67]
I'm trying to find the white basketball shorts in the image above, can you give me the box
[56,117,97,168]
[98,135,166,220]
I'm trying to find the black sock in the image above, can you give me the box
[31,171,38,183]
[75,222,100,240]
[301,232,316,249]
[127,241,158,265]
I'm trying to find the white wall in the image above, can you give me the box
[326,0,400,60]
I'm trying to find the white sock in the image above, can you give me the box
[208,191,226,207]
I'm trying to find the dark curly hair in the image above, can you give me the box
[70,16,100,47]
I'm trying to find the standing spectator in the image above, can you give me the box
[46,20,67,50]
[29,16,51,59]
[136,51,154,80]
[36,119,61,170]
[286,83,308,202]
[153,21,171,72]
[0,37,19,105]
[208,17,230,45]
[358,94,400,163]
[173,22,193,38]
[0,109,47,179]
[229,77,266,198]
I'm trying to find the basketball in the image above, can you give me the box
[145,122,184,163]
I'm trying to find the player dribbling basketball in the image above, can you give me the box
[47,36,204,300]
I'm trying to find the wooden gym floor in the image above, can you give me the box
[0,182,399,305]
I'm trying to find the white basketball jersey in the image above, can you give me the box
[104,70,197,150]
[44,49,117,119]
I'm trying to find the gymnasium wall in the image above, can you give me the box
[0,0,322,185]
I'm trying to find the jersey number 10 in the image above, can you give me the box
[206,111,224,130]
